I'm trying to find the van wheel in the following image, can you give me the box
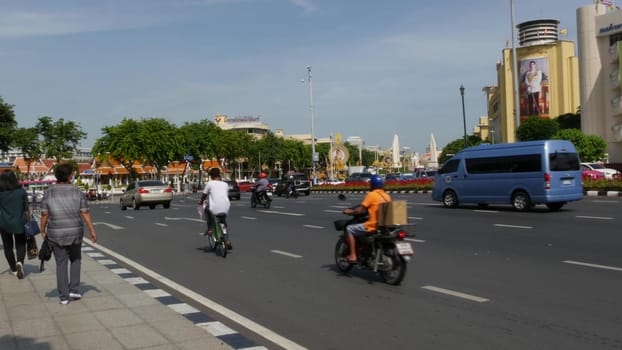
[512,191,531,211]
[442,190,458,208]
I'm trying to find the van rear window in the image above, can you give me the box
[549,152,580,171]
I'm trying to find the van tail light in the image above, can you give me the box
[544,173,551,190]
[164,188,174,193]
[138,188,150,193]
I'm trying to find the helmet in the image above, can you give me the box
[259,172,267,179]
[370,175,383,190]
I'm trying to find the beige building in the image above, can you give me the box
[578,4,622,162]
[489,19,581,145]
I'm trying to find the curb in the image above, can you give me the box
[312,190,622,197]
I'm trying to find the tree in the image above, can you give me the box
[553,129,607,162]
[516,116,559,141]
[93,118,181,178]
[0,96,18,154]
[140,118,181,175]
[12,127,42,179]
[438,136,483,164]
[36,116,87,161]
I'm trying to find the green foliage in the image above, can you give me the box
[0,96,17,153]
[36,116,87,161]
[438,136,483,164]
[553,129,607,162]
[516,116,559,141]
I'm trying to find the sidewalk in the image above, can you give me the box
[0,238,258,350]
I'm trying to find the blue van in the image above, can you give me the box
[432,140,583,211]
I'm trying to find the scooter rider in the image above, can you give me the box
[342,175,391,263]
[253,172,270,201]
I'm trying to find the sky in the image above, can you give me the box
[0,0,595,156]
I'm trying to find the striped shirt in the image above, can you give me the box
[41,184,89,246]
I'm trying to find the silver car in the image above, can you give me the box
[120,180,173,210]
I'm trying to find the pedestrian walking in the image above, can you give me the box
[40,163,97,304]
[0,170,29,279]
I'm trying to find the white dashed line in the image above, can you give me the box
[563,260,622,272]
[493,224,533,229]
[422,286,489,303]
[575,215,613,220]
[271,250,303,258]
[257,210,304,216]
[303,225,324,229]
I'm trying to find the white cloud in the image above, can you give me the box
[288,0,316,14]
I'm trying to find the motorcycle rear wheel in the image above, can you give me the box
[334,238,353,273]
[264,198,271,208]
[379,254,407,285]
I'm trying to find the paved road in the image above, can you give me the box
[88,193,622,349]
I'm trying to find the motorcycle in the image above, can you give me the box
[250,185,272,208]
[334,204,414,285]
[285,183,299,199]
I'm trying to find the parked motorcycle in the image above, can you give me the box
[250,185,272,208]
[334,204,414,285]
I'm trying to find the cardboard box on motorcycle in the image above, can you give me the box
[378,200,408,226]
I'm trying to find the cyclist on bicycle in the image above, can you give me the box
[199,168,232,249]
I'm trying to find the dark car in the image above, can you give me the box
[225,180,241,200]
[275,172,311,196]
[345,172,373,183]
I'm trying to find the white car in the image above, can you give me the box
[580,162,621,180]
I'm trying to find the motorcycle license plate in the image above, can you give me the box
[267,192,272,196]
[396,242,414,255]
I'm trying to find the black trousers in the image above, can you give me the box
[1,231,27,272]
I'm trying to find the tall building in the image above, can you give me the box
[578,4,622,162]
[489,19,580,145]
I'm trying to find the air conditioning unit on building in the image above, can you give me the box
[611,96,622,116]
[612,123,622,142]
[610,41,620,63]
[610,69,620,89]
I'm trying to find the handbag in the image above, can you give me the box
[26,237,38,260]
[24,219,40,237]
[38,238,53,272]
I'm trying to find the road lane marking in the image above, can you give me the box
[422,286,489,303]
[164,216,205,223]
[493,224,533,229]
[93,222,125,230]
[303,225,324,229]
[575,215,613,220]
[124,216,134,219]
[257,210,304,216]
[474,209,499,213]
[405,238,426,243]
[271,250,303,258]
[408,216,424,220]
[85,241,308,350]
[155,223,168,227]
[563,260,622,272]
[591,200,619,203]
[241,216,257,220]
[324,210,343,213]
[329,205,350,208]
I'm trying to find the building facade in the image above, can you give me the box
[578,4,622,162]
[490,19,581,145]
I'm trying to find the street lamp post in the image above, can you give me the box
[306,65,317,184]
[460,84,467,148]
